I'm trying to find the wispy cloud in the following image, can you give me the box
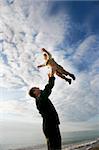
[73,35,99,66]
[0,0,69,88]
[0,0,99,127]
[0,98,40,122]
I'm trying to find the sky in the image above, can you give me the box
[0,0,99,135]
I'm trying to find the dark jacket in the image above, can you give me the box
[36,77,60,125]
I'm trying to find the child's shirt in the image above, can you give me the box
[46,58,58,68]
[43,49,59,69]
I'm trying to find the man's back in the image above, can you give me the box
[36,91,60,125]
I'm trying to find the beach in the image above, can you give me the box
[8,138,99,150]
[63,138,99,150]
[89,141,99,150]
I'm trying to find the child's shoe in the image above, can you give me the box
[67,78,71,84]
[70,74,76,80]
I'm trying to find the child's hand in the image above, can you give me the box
[41,48,45,51]
[41,48,43,51]
[37,65,40,68]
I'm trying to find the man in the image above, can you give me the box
[29,69,61,150]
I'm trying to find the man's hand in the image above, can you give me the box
[48,73,51,78]
[48,67,56,78]
[51,67,56,76]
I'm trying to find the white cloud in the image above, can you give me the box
[0,99,40,122]
[53,74,99,122]
[49,34,99,122]
[90,74,99,96]
[73,35,97,63]
[0,0,99,125]
[0,0,69,88]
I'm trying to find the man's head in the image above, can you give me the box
[29,87,41,98]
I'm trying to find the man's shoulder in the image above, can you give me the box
[49,76,55,80]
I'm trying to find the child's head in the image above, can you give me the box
[43,53,48,60]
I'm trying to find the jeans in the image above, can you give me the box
[43,122,61,150]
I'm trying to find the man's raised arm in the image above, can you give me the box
[42,68,55,97]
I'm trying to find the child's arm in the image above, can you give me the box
[37,64,46,68]
[41,48,52,58]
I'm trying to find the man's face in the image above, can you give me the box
[33,87,41,97]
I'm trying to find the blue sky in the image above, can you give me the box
[0,0,99,133]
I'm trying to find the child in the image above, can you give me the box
[37,48,75,84]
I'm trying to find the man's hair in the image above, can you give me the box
[29,88,36,98]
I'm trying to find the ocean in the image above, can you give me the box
[0,129,99,150]
[62,130,99,150]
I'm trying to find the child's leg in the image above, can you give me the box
[61,68,75,80]
[56,72,71,84]
[56,65,76,80]
[56,65,68,75]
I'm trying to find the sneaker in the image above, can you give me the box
[70,74,76,80]
[67,78,71,85]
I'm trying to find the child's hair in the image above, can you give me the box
[43,53,48,57]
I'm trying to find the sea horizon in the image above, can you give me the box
[1,129,99,150]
